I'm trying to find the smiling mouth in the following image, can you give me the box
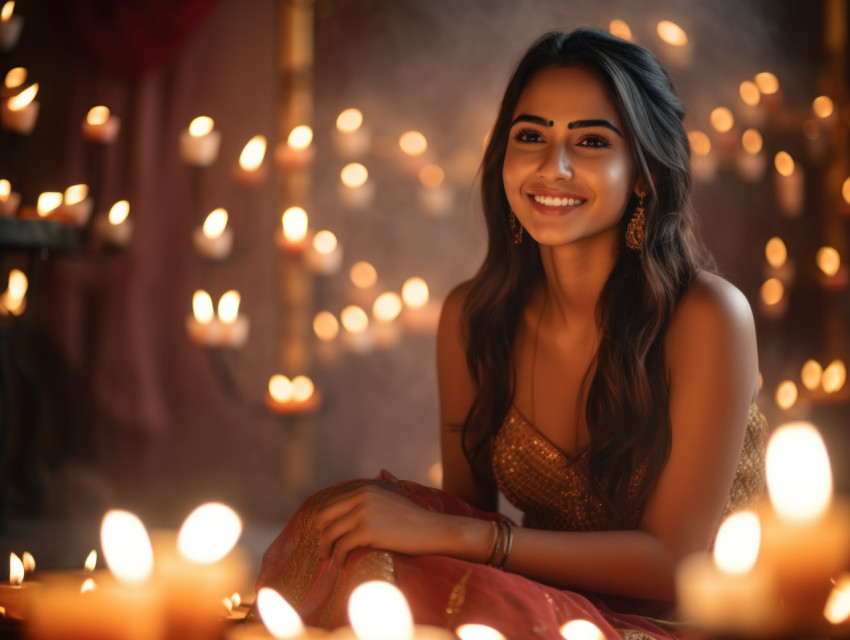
[530,194,586,208]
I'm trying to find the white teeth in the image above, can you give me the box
[533,194,582,207]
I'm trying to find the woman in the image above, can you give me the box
[255,29,766,639]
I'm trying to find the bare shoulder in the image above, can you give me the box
[438,280,473,343]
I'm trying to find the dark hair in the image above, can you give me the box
[461,28,711,527]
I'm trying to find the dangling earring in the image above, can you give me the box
[509,210,523,245]
[625,192,646,251]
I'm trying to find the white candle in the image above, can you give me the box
[0,268,27,316]
[193,208,233,260]
[735,129,766,182]
[265,374,321,416]
[737,80,766,128]
[372,292,403,348]
[815,246,849,292]
[398,130,429,177]
[185,290,250,348]
[0,552,40,620]
[82,106,120,144]
[60,184,94,226]
[233,135,268,186]
[1,82,39,134]
[305,230,343,275]
[275,206,309,255]
[340,305,374,353]
[401,278,440,333]
[773,151,804,218]
[0,178,21,217]
[688,131,716,183]
[333,108,370,158]
[96,200,133,247]
[275,126,315,170]
[180,116,221,166]
[0,2,23,52]
[654,20,692,68]
[338,163,375,210]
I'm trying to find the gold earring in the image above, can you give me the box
[509,210,523,245]
[625,192,646,251]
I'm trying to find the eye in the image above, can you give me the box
[578,134,611,149]
[512,128,544,143]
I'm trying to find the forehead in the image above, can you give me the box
[513,65,621,125]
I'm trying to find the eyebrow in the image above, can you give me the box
[510,114,554,128]
[568,119,623,137]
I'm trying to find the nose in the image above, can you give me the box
[538,143,574,181]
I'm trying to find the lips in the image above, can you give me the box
[528,192,586,215]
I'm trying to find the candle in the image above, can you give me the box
[338,163,375,210]
[265,374,321,416]
[800,359,823,392]
[333,108,370,158]
[763,236,795,285]
[0,2,23,52]
[398,130,429,176]
[215,290,249,348]
[35,191,63,220]
[275,126,315,170]
[179,116,221,166]
[456,624,507,640]
[416,165,454,217]
[233,135,269,186]
[812,95,836,131]
[737,80,765,128]
[225,587,328,639]
[59,184,94,226]
[193,208,233,260]
[0,553,40,620]
[340,305,374,353]
[185,290,250,348]
[305,230,343,275]
[841,176,850,219]
[754,72,782,120]
[773,151,804,218]
[0,179,20,217]
[82,105,120,144]
[0,268,27,316]
[709,107,737,160]
[821,360,847,394]
[736,129,766,182]
[312,311,341,365]
[559,620,605,640]
[372,292,403,348]
[275,206,309,255]
[95,200,133,247]
[688,131,716,182]
[654,20,692,68]
[816,246,849,292]
[1,82,38,133]
[608,19,632,41]
[348,261,378,308]
[401,277,440,333]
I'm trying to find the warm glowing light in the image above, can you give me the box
[759,372,763,390]
[287,126,312,150]
[1,1,13,21]
[291,376,314,402]
[269,375,293,402]
[64,184,88,206]
[189,116,214,137]
[656,21,688,46]
[739,81,761,107]
[688,131,711,156]
[178,503,242,563]
[257,587,305,639]
[456,623,507,640]
[843,177,850,205]
[816,246,841,277]
[312,230,337,255]
[402,278,429,308]
[559,619,604,640]
[21,552,34,574]
[741,129,763,155]
[373,292,403,323]
[803,119,820,141]
[108,200,130,225]
[418,164,445,188]
[348,581,414,640]
[824,574,850,625]
[760,278,784,306]
[4,67,26,89]
[7,83,36,110]
[341,163,368,188]
[192,290,214,324]
[281,206,308,243]
[9,553,23,585]
[218,291,241,324]
[80,578,97,593]
[713,511,760,574]
[239,135,267,171]
[313,311,339,342]
[341,305,369,334]
[766,422,832,522]
[203,208,228,239]
[801,359,823,391]
[6,269,27,301]
[84,550,97,572]
[813,96,834,119]
[822,360,847,394]
[100,510,154,584]
[774,151,795,177]
[36,192,62,217]
[399,131,427,156]
[710,107,734,133]
[755,72,779,95]
[231,593,241,607]
[765,237,786,268]
[336,108,363,133]
[350,261,378,289]
[86,106,110,126]
[775,380,798,410]
[608,19,632,41]
[0,179,9,200]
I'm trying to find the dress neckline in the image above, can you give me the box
[507,405,589,461]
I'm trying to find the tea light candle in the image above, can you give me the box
[333,108,370,158]
[0,2,23,52]
[402,277,440,333]
[736,129,766,182]
[233,135,268,186]
[654,20,692,68]
[372,292,403,348]
[815,247,849,292]
[265,374,321,416]
[305,230,343,275]
[82,106,120,144]
[180,116,221,166]
[340,305,374,353]
[755,72,782,120]
[774,152,804,218]
[0,179,20,217]
[193,208,233,260]
[96,200,133,247]
[0,553,40,620]
[763,237,795,285]
[60,184,94,226]
[185,290,250,348]
[275,126,315,170]
[688,131,716,183]
[708,107,737,160]
[338,163,375,210]
[225,587,328,639]
[416,165,454,217]
[398,130,430,177]
[737,80,766,128]
[275,206,309,255]
[1,82,39,134]
[36,191,63,220]
[0,268,27,317]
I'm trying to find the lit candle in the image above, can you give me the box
[193,208,233,260]
[275,206,309,255]
[757,277,787,318]
[1,82,39,134]
[305,230,343,275]
[340,304,374,353]
[654,20,692,68]
[763,236,794,285]
[59,184,94,226]
[179,116,221,166]
[2,66,25,94]
[312,310,340,365]
[800,359,823,392]
[709,107,737,160]
[275,126,315,170]
[233,135,269,186]
[841,176,850,219]
[265,374,321,415]
[0,178,21,217]
[185,290,250,348]
[416,164,454,216]
[0,2,23,52]
[349,261,378,308]
[816,246,849,292]
[821,360,847,394]
[401,277,440,333]
[608,19,632,41]
[399,130,429,176]
[737,80,765,128]
[338,163,375,210]
[82,105,120,144]
[559,620,605,640]
[372,291,403,348]
[36,191,63,220]
[96,200,133,247]
[773,151,804,218]
[226,587,328,639]
[0,268,27,316]
[0,553,40,620]
[754,72,781,118]
[688,131,716,182]
[812,95,836,131]
[333,108,370,158]
[736,129,766,182]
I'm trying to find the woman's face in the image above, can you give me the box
[502,65,638,249]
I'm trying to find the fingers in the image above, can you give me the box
[317,502,365,560]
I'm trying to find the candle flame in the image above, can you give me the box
[269,375,294,403]
[774,151,794,177]
[824,574,850,625]
[100,510,154,584]
[843,177,850,206]
[713,511,760,574]
[813,96,834,119]
[231,592,241,607]
[217,290,241,325]
[741,129,763,155]
[8,83,38,111]
[4,67,26,90]
[202,208,228,240]
[177,503,242,564]
[108,200,130,225]
[760,278,784,306]
[349,581,414,640]
[341,305,369,334]
[287,125,313,151]
[312,230,337,255]
[21,552,34,574]
[281,206,308,243]
[189,116,214,137]
[192,290,214,324]
[801,359,823,391]
[401,277,429,309]
[341,163,368,188]
[222,596,233,613]
[775,380,797,410]
[710,107,734,133]
[313,311,339,342]
[656,21,688,46]
[456,623,508,640]
[81,578,97,593]
[6,269,27,301]
[84,550,97,571]
[291,376,314,402]
[1,1,14,21]
[816,246,841,277]
[822,360,846,394]
[0,179,9,200]
[239,135,267,171]
[350,261,377,289]
[559,619,605,640]
[64,184,88,206]
[755,72,779,95]
[336,108,363,133]
[257,587,305,639]
[766,421,832,522]
[418,164,445,188]
[739,81,761,107]
[687,131,711,156]
[764,237,786,268]
[36,192,62,217]
[608,19,632,41]
[373,292,403,323]
[86,106,110,126]
[9,553,23,585]
[399,131,428,156]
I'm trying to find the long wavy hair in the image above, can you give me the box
[461,29,712,527]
